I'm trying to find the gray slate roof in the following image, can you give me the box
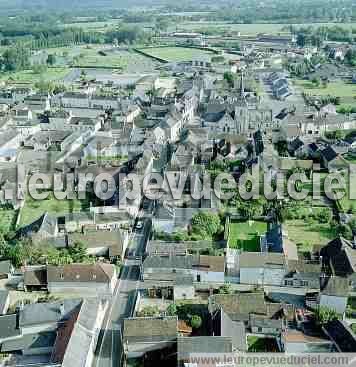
[19,299,82,327]
[0,314,20,340]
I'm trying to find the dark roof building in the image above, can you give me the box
[323,320,356,352]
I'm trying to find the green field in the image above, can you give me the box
[138,46,214,62]
[285,219,336,251]
[0,67,70,84]
[19,193,90,227]
[174,21,356,36]
[71,46,157,71]
[293,80,356,106]
[227,221,267,251]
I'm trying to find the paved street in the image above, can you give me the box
[92,217,151,367]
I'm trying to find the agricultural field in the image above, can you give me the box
[72,47,158,71]
[137,46,214,62]
[172,21,356,36]
[227,220,267,251]
[0,67,70,84]
[293,80,356,107]
[19,193,90,227]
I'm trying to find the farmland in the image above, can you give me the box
[137,46,214,62]
[0,67,70,84]
[293,80,356,107]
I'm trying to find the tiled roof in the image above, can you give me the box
[47,263,115,284]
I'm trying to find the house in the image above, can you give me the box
[24,130,71,151]
[250,315,285,336]
[0,260,14,279]
[0,88,32,104]
[90,95,118,110]
[173,276,195,301]
[19,299,82,335]
[319,237,356,288]
[60,298,108,367]
[160,108,184,142]
[146,241,188,257]
[1,330,57,356]
[61,93,90,109]
[143,255,225,283]
[24,265,47,292]
[320,146,348,170]
[0,291,10,315]
[47,263,117,296]
[0,298,107,362]
[0,130,22,162]
[68,116,102,132]
[239,252,287,286]
[0,314,21,343]
[281,329,335,353]
[152,207,208,233]
[211,308,247,351]
[122,316,178,358]
[208,292,295,324]
[16,212,58,242]
[68,228,129,261]
[284,259,321,289]
[178,336,232,366]
[319,276,349,315]
[323,320,356,352]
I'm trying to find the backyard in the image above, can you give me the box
[137,46,214,62]
[19,193,90,227]
[284,219,337,252]
[227,220,267,251]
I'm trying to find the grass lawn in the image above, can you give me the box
[247,336,280,352]
[337,192,356,213]
[138,46,214,62]
[19,192,90,227]
[293,79,356,106]
[284,219,336,251]
[0,209,17,232]
[227,220,267,251]
[73,47,157,71]
[0,67,70,84]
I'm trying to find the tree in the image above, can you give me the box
[219,283,233,294]
[223,72,234,88]
[155,17,169,33]
[191,211,221,238]
[166,303,178,316]
[2,46,30,71]
[68,241,90,263]
[297,33,306,47]
[47,54,56,66]
[32,64,47,74]
[315,306,339,326]
[190,315,202,329]
[138,306,160,317]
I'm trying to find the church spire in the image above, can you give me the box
[239,70,245,98]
